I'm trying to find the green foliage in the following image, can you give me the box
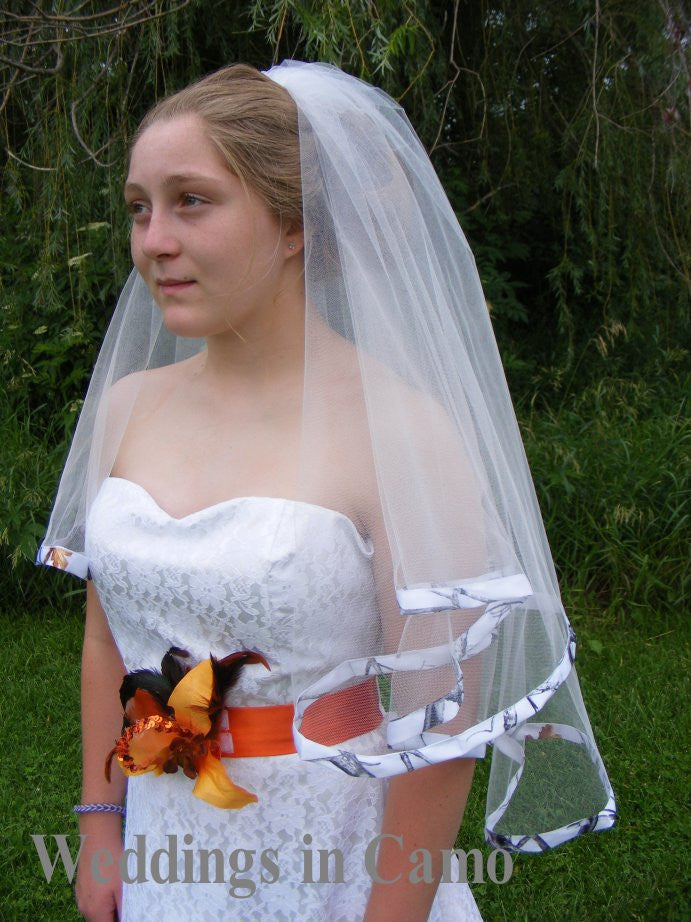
[521,368,689,620]
[0,0,266,591]
[248,0,437,87]
[448,0,689,374]
[442,167,531,325]
[0,1,688,624]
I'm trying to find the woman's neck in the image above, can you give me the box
[199,275,306,394]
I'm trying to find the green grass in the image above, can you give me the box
[0,600,687,920]
[0,602,83,919]
[459,603,689,921]
[519,375,689,621]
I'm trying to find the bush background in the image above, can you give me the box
[1,2,687,919]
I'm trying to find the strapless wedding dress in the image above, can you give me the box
[86,477,483,921]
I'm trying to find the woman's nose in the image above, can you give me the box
[138,210,181,260]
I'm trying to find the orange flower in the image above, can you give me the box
[106,648,268,809]
[168,659,216,736]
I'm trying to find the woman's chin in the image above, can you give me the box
[158,303,255,343]
[159,307,213,340]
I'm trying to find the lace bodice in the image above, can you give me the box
[85,477,481,922]
[87,477,379,699]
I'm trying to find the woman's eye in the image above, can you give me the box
[126,201,149,217]
[181,193,206,207]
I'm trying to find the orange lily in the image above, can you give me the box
[106,648,269,809]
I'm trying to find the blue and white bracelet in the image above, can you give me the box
[73,802,126,818]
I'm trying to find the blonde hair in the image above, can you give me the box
[134,64,302,227]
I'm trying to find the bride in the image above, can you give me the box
[39,61,615,922]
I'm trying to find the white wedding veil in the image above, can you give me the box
[38,60,615,853]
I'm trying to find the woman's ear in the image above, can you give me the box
[285,225,304,258]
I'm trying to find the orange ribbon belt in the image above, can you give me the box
[218,677,383,758]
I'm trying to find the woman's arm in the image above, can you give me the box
[358,421,484,922]
[363,758,475,922]
[75,581,127,922]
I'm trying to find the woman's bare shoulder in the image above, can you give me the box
[104,354,201,415]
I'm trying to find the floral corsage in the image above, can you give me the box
[106,646,269,809]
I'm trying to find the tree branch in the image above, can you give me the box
[5,146,56,171]
[0,41,63,75]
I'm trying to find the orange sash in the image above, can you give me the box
[219,678,383,758]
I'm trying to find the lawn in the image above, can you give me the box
[0,596,686,920]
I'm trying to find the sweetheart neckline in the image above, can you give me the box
[105,476,373,551]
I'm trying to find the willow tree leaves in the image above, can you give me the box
[0,1,687,586]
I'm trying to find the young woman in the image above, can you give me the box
[39,61,615,922]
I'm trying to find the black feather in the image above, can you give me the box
[211,650,269,697]
[118,669,174,713]
[161,647,192,686]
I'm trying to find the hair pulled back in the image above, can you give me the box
[135,64,302,228]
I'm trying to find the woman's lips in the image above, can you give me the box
[157,279,196,295]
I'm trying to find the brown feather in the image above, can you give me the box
[208,650,270,721]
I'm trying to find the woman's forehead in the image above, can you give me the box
[127,114,229,184]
